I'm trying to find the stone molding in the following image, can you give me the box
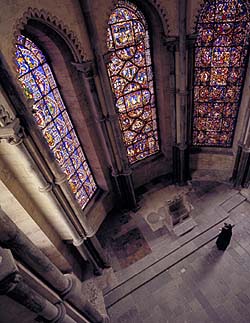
[13,7,86,64]
[191,0,205,33]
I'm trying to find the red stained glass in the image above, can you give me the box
[192,0,250,147]
[107,1,159,164]
[15,35,97,208]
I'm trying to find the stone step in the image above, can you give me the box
[220,193,246,213]
[173,217,197,237]
[104,214,228,309]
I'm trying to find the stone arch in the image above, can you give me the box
[102,0,174,183]
[12,7,109,200]
[12,7,86,64]
[102,0,169,47]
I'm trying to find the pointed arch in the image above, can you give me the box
[192,0,250,147]
[15,35,97,209]
[106,1,160,164]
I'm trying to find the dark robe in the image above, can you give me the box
[216,226,232,251]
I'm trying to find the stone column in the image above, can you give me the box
[0,57,108,273]
[0,208,109,322]
[0,104,107,274]
[73,237,108,276]
[186,33,197,143]
[231,103,250,187]
[79,0,137,210]
[174,0,190,185]
[0,248,76,323]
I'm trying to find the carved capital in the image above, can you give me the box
[0,272,22,295]
[175,143,188,150]
[242,145,250,153]
[186,33,198,48]
[38,182,53,193]
[0,104,13,126]
[111,167,132,177]
[72,61,97,78]
[106,113,118,123]
[103,52,113,64]
[54,173,68,185]
[0,118,24,145]
[161,35,178,52]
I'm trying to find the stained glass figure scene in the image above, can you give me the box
[15,35,97,209]
[192,0,250,147]
[107,1,159,164]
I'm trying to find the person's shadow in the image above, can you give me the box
[196,244,224,281]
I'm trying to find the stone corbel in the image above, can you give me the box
[161,35,179,51]
[103,52,113,64]
[186,33,198,49]
[106,113,118,123]
[242,144,250,154]
[111,167,132,177]
[71,61,97,79]
[0,248,19,293]
[0,118,24,145]
[0,104,13,127]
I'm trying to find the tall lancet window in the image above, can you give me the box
[192,0,250,147]
[107,1,159,164]
[15,35,97,209]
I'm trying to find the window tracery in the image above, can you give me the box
[107,1,159,164]
[192,0,250,147]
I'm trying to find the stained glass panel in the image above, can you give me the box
[15,35,97,209]
[107,1,159,164]
[192,0,250,147]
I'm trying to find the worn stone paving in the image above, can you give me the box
[102,182,250,322]
[107,206,250,322]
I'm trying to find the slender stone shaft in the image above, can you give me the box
[1,272,76,323]
[0,208,109,322]
[0,207,70,293]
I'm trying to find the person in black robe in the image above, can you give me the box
[216,223,234,251]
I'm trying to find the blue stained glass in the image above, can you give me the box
[33,66,51,95]
[53,141,70,166]
[19,73,42,101]
[70,148,83,170]
[69,174,81,194]
[61,157,74,176]
[75,188,88,208]
[15,35,97,209]
[54,113,68,137]
[42,123,61,148]
[33,101,52,129]
[78,165,88,183]
[63,131,80,154]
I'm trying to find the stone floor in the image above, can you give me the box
[97,179,250,322]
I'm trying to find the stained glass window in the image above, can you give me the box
[15,35,97,209]
[192,0,250,147]
[106,1,159,164]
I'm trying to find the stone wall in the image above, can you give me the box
[0,0,248,270]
